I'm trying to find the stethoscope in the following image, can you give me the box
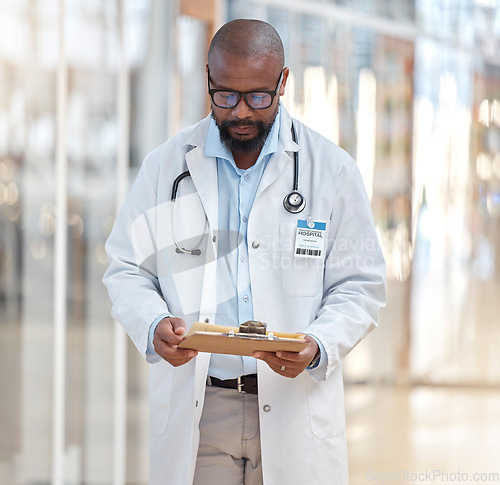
[171,122,306,255]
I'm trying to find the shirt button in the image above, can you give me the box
[240,256,245,263]
[244,175,250,182]
[263,405,271,412]
[252,241,260,249]
[243,295,249,303]
[243,216,248,223]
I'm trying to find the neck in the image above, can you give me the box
[233,150,260,170]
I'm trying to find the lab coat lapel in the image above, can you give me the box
[184,119,219,232]
[184,130,219,320]
[254,150,289,203]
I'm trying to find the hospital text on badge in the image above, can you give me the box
[294,219,327,258]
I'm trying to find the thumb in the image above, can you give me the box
[171,318,187,336]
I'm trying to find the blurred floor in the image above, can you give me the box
[346,385,500,485]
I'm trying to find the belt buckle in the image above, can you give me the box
[237,376,246,394]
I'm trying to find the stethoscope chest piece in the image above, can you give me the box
[283,190,306,214]
[283,122,306,214]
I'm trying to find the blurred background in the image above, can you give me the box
[1,0,499,484]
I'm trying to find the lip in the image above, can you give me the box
[231,124,256,136]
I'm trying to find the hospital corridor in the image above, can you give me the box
[1,0,500,484]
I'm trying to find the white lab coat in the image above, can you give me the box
[104,106,386,485]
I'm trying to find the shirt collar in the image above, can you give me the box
[204,106,281,168]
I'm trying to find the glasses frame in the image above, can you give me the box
[207,68,284,110]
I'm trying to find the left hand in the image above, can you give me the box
[253,335,319,378]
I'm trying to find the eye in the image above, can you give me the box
[248,93,270,107]
[214,91,238,107]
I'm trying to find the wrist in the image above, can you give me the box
[307,346,321,369]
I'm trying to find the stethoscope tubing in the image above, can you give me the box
[291,122,299,193]
[170,121,306,254]
[171,170,190,202]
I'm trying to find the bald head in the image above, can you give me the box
[208,19,285,69]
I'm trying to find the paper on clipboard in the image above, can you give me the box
[178,321,308,356]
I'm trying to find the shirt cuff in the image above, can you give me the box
[146,314,170,357]
[306,334,327,373]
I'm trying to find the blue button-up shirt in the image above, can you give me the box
[202,112,281,378]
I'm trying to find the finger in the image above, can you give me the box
[275,350,304,363]
[254,352,301,373]
[157,344,197,365]
[270,351,306,367]
[278,338,318,363]
[257,348,314,376]
[168,351,197,365]
[156,337,194,357]
[253,351,278,364]
[253,351,296,362]
[274,362,302,379]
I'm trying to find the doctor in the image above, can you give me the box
[104,19,386,485]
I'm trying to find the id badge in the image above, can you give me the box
[294,219,327,258]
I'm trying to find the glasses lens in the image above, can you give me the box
[246,93,272,109]
[211,91,273,109]
[213,91,239,108]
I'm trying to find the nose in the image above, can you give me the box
[231,96,253,119]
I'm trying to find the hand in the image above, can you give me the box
[253,335,319,378]
[153,317,198,367]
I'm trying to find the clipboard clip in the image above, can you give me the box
[223,332,277,341]
[239,320,267,335]
[222,321,275,340]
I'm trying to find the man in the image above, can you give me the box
[104,19,386,485]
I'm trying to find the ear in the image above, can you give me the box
[279,67,290,96]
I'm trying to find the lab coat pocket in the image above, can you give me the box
[279,223,323,297]
[149,361,173,436]
[305,369,346,439]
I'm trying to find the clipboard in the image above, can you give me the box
[178,321,308,356]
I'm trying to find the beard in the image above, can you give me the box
[211,105,279,154]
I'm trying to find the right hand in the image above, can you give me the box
[153,317,198,367]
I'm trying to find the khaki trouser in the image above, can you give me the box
[193,384,263,485]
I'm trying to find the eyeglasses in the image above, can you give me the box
[208,69,283,110]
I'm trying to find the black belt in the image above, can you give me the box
[208,374,258,394]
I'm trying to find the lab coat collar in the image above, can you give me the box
[184,114,212,149]
[182,106,300,230]
[278,105,300,153]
